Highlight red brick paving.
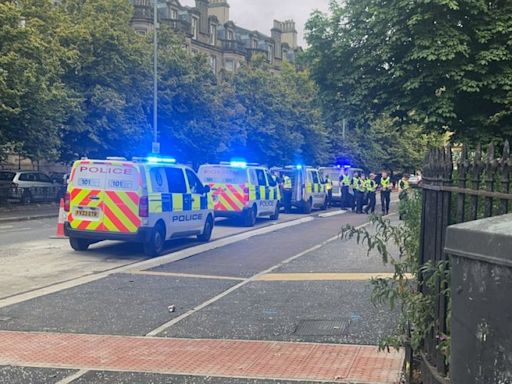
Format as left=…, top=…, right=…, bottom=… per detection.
left=0, top=331, right=403, bottom=383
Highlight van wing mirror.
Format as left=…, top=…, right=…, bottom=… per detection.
left=202, top=185, right=211, bottom=194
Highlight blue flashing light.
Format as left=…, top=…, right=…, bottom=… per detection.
left=230, top=161, right=247, bottom=168
left=147, top=156, right=177, bottom=164
left=296, top=164, right=303, bottom=170
left=230, top=157, right=247, bottom=168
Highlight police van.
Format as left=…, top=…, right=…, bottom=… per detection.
left=276, top=166, right=327, bottom=213
left=64, top=157, right=214, bottom=257
left=319, top=166, right=363, bottom=206
left=197, top=161, right=280, bottom=227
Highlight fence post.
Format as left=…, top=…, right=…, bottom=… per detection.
left=456, top=145, right=468, bottom=223
left=499, top=141, right=510, bottom=215
left=470, top=145, right=483, bottom=220
left=484, top=144, right=497, bottom=218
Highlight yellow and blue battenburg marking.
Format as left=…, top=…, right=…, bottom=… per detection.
left=149, top=193, right=210, bottom=213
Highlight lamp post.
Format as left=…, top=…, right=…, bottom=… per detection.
left=152, top=0, right=160, bottom=154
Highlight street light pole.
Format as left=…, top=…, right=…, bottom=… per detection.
left=152, top=0, right=160, bottom=154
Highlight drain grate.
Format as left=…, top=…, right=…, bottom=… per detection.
left=293, top=319, right=350, bottom=336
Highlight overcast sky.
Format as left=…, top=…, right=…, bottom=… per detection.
left=181, top=0, right=331, bottom=46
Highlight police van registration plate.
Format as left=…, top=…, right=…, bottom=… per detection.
left=74, top=206, right=100, bottom=220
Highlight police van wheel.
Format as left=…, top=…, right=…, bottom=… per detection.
left=302, top=199, right=312, bottom=214
left=197, top=216, right=213, bottom=242
left=144, top=223, right=165, bottom=257
left=270, top=203, right=280, bottom=220
left=69, top=237, right=90, bottom=252
left=244, top=206, right=257, bottom=227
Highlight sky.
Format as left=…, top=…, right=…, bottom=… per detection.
left=181, top=0, right=331, bottom=46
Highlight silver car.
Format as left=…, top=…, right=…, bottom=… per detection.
left=0, top=171, right=62, bottom=204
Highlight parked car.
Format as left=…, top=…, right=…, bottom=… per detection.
left=0, top=170, right=62, bottom=204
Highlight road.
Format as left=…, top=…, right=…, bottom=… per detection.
left=0, top=207, right=404, bottom=383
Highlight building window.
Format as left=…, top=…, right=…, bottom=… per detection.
left=135, top=29, right=147, bottom=35
left=225, top=59, right=235, bottom=72
left=192, top=16, right=198, bottom=39
left=170, top=8, right=178, bottom=19
left=209, top=55, right=217, bottom=73
left=209, top=23, right=217, bottom=45
left=227, top=29, right=234, bottom=40
left=268, top=44, right=274, bottom=64
left=252, top=39, right=258, bottom=49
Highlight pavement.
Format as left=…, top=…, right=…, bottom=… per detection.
left=0, top=206, right=405, bottom=383
left=0, top=202, right=59, bottom=223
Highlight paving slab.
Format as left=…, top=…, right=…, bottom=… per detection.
left=0, top=274, right=237, bottom=336
left=0, top=365, right=75, bottom=384
left=73, top=371, right=317, bottom=383
left=0, top=331, right=403, bottom=384
left=161, top=281, right=397, bottom=346
left=149, top=214, right=369, bottom=278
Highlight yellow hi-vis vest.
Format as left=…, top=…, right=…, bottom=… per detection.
left=283, top=175, right=292, bottom=189
left=341, top=175, right=351, bottom=186
left=325, top=177, right=333, bottom=191
left=365, top=179, right=377, bottom=192
left=353, top=177, right=365, bottom=192
left=399, top=179, right=410, bottom=191
left=381, top=177, right=392, bottom=191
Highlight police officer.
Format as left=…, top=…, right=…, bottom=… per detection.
left=380, top=171, right=392, bottom=215
left=352, top=172, right=364, bottom=213
left=324, top=174, right=333, bottom=207
left=340, top=169, right=351, bottom=209
left=364, top=173, right=377, bottom=214
left=398, top=174, right=411, bottom=219
left=282, top=173, right=292, bottom=213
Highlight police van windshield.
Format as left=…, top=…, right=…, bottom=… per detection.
left=71, top=163, right=138, bottom=191
left=322, top=170, right=342, bottom=180
left=198, top=166, right=248, bottom=185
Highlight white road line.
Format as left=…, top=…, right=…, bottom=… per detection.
left=318, top=210, right=348, bottom=218
left=0, top=225, right=14, bottom=230
left=0, top=227, right=32, bottom=233
left=54, top=369, right=89, bottom=384
left=145, top=220, right=373, bottom=337
left=0, top=216, right=314, bottom=309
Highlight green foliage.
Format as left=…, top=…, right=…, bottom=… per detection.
left=341, top=192, right=451, bottom=357
left=1, top=0, right=329, bottom=165
left=305, top=0, right=512, bottom=143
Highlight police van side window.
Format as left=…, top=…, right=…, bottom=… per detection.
left=266, top=171, right=277, bottom=187
left=311, top=171, right=320, bottom=184
left=255, top=169, right=267, bottom=186
left=186, top=169, right=204, bottom=194
left=166, top=168, right=188, bottom=194
left=150, top=168, right=169, bottom=193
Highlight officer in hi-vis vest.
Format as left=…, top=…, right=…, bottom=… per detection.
left=324, top=174, right=333, bottom=207
left=364, top=173, right=378, bottom=214
left=340, top=168, right=352, bottom=209
left=282, top=174, right=292, bottom=213
left=380, top=171, right=392, bottom=215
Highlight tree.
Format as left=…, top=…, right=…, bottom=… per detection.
left=226, top=56, right=328, bottom=166
left=305, top=0, right=512, bottom=142
left=0, top=0, right=74, bottom=160
left=57, top=0, right=152, bottom=161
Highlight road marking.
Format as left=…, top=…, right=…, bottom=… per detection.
left=0, top=227, right=32, bottom=233
left=55, top=369, right=89, bottom=384
left=0, top=225, right=14, bottom=230
left=318, top=210, right=347, bottom=218
left=126, top=271, right=243, bottom=281
left=0, top=216, right=314, bottom=309
left=255, top=272, right=415, bottom=281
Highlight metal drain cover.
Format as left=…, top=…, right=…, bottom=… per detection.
left=294, top=319, right=350, bottom=336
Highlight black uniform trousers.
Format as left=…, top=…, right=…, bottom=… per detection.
left=341, top=185, right=350, bottom=209
left=381, top=190, right=391, bottom=214
left=365, top=191, right=376, bottom=214
left=355, top=190, right=364, bottom=213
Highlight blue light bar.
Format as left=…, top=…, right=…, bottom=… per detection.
left=296, top=164, right=303, bottom=170
left=230, top=161, right=247, bottom=168
left=147, top=156, right=177, bottom=164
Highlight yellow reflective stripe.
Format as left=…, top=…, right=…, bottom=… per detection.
left=306, top=183, right=312, bottom=193
left=192, top=194, right=201, bottom=210
left=259, top=186, right=266, bottom=199
left=208, top=194, right=214, bottom=209
left=149, top=193, right=162, bottom=213
left=172, top=194, right=183, bottom=211
left=117, top=191, right=138, bottom=213
left=102, top=193, right=137, bottom=232
left=249, top=185, right=256, bottom=200
left=102, top=212, right=119, bottom=232
left=224, top=187, right=245, bottom=209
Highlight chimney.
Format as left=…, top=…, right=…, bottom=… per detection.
left=208, top=0, right=230, bottom=25
left=271, top=20, right=283, bottom=60
left=279, top=19, right=298, bottom=49
left=195, top=0, right=209, bottom=34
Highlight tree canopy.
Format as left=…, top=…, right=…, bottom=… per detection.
left=305, top=0, right=512, bottom=143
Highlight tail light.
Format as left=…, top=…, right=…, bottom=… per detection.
left=139, top=196, right=149, bottom=217
left=64, top=192, right=71, bottom=212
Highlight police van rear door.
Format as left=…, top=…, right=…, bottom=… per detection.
left=68, top=160, right=141, bottom=234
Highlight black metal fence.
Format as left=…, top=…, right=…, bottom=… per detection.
left=418, top=141, right=512, bottom=383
